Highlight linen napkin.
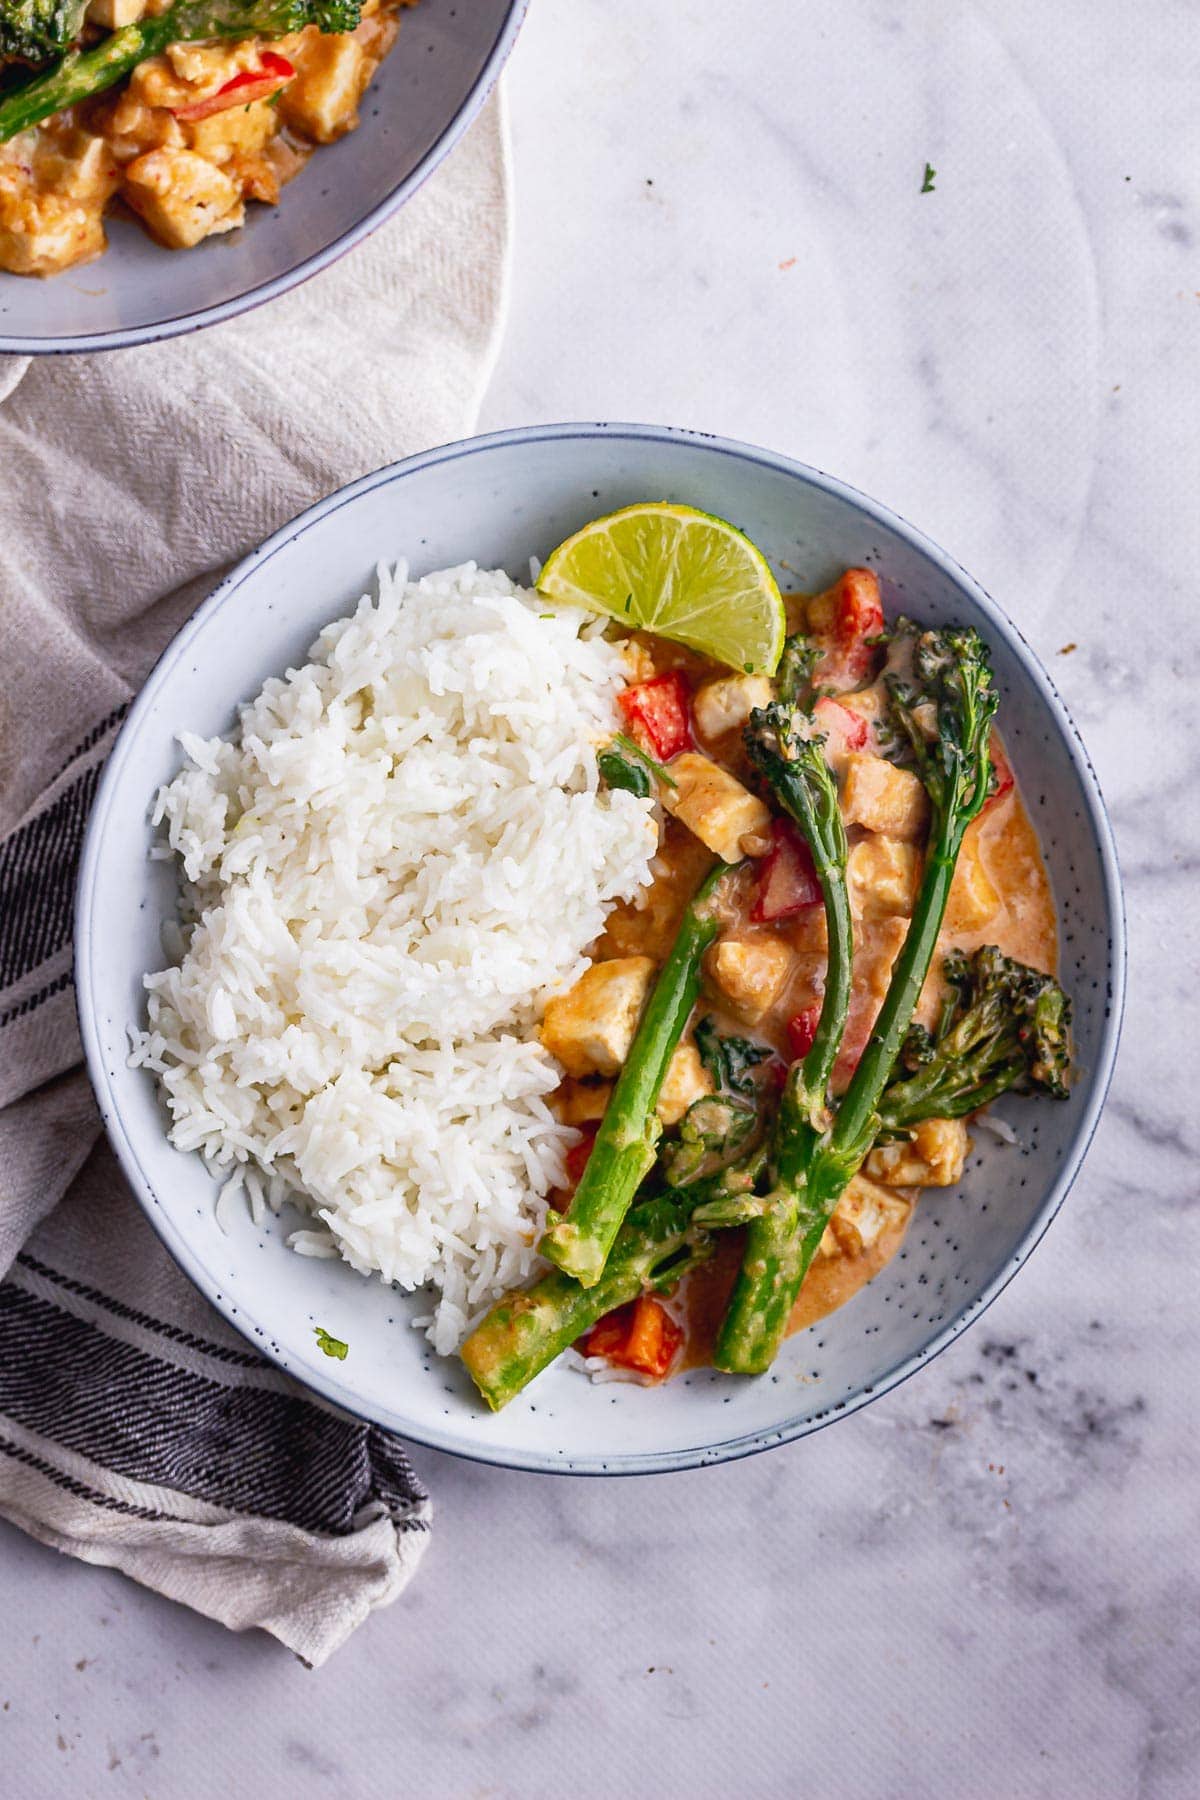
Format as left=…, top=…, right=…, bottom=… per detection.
left=0, top=90, right=511, bottom=1667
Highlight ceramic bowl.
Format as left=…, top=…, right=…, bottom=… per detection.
left=0, top=0, right=524, bottom=353
left=75, top=423, right=1125, bottom=1474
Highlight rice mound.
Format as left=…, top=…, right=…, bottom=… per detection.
left=131, top=562, right=658, bottom=1353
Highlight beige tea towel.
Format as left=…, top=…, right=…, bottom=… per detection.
left=0, top=91, right=510, bottom=1668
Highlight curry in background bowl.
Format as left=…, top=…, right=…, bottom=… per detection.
left=0, top=0, right=416, bottom=275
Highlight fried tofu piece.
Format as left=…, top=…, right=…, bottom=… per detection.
left=692, top=673, right=773, bottom=743
left=662, top=753, right=771, bottom=863
left=708, top=934, right=793, bottom=1025
left=0, top=187, right=107, bottom=275
left=655, top=1042, right=713, bottom=1127
left=279, top=32, right=371, bottom=143
left=540, top=956, right=656, bottom=1078
left=841, top=753, right=929, bottom=840
left=943, top=819, right=1001, bottom=932
left=816, top=1174, right=912, bottom=1258
left=553, top=1079, right=612, bottom=1126
left=847, top=835, right=922, bottom=921
left=865, top=1117, right=970, bottom=1188
left=185, top=98, right=280, bottom=165
left=86, top=0, right=150, bottom=24
left=121, top=147, right=243, bottom=248
left=0, top=133, right=118, bottom=276
left=865, top=916, right=909, bottom=998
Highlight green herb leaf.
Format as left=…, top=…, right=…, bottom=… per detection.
left=921, top=162, right=936, bottom=193
left=597, top=746, right=652, bottom=797
left=694, top=1015, right=773, bottom=1097
left=611, top=730, right=678, bottom=789
left=314, top=1326, right=349, bottom=1360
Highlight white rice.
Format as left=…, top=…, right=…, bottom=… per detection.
left=130, top=561, right=658, bottom=1353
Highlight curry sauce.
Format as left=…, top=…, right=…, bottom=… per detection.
left=550, top=592, right=1058, bottom=1374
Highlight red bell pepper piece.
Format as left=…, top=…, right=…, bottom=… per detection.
left=616, top=670, right=692, bottom=761
left=813, top=694, right=869, bottom=761
left=832, top=991, right=876, bottom=1091
left=984, top=733, right=1015, bottom=811
left=786, top=1005, right=821, bottom=1061
left=583, top=1296, right=682, bottom=1378
left=812, top=568, right=885, bottom=691
left=563, top=1124, right=598, bottom=1189
left=751, top=819, right=822, bottom=922
left=173, top=53, right=295, bottom=122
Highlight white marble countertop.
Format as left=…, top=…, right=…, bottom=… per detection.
left=4, top=1, right=1197, bottom=1794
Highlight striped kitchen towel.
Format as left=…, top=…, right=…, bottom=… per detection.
left=0, top=91, right=513, bottom=1665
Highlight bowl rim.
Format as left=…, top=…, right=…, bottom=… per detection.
left=75, top=420, right=1127, bottom=1475
left=0, top=0, right=527, bottom=357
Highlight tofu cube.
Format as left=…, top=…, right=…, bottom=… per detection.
left=539, top=956, right=656, bottom=1078
left=35, top=133, right=119, bottom=203
left=279, top=33, right=371, bottom=143
left=554, top=1079, right=612, bottom=1126
left=663, top=753, right=771, bottom=863
left=865, top=916, right=910, bottom=999
left=655, top=1042, right=714, bottom=1126
left=847, top=835, right=922, bottom=920
left=121, top=148, right=242, bottom=248
left=865, top=1118, right=970, bottom=1188
left=0, top=188, right=107, bottom=276
left=841, top=753, right=929, bottom=840
left=707, top=934, right=793, bottom=1024
left=692, top=673, right=773, bottom=742
left=186, top=97, right=279, bottom=164
left=86, top=0, right=149, bottom=25
left=943, top=820, right=1001, bottom=932
left=817, top=1173, right=913, bottom=1257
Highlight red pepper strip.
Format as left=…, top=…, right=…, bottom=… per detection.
left=812, top=568, right=885, bottom=691
left=984, top=733, right=1015, bottom=812
left=751, top=818, right=822, bottom=922
left=563, top=1123, right=598, bottom=1188
left=616, top=670, right=692, bottom=762
left=583, top=1296, right=682, bottom=1378
left=786, top=1005, right=821, bottom=1062
left=173, top=54, right=295, bottom=122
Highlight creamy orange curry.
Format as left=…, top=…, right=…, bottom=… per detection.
left=0, top=0, right=408, bottom=275
left=540, top=577, right=1057, bottom=1379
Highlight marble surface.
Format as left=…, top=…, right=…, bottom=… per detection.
left=4, top=1, right=1198, bottom=1794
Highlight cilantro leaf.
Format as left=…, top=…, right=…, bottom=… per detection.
left=597, top=731, right=678, bottom=794
left=314, top=1326, right=349, bottom=1360
left=597, top=746, right=652, bottom=797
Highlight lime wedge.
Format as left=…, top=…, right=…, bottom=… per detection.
left=537, top=502, right=785, bottom=675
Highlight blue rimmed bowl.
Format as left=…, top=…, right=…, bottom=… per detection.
left=0, top=0, right=524, bottom=354
left=75, top=423, right=1125, bottom=1473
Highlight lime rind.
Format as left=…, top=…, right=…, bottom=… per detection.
left=537, top=502, right=785, bottom=676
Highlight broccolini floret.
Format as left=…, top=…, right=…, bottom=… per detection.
left=878, top=945, right=1072, bottom=1135
left=0, top=0, right=88, bottom=71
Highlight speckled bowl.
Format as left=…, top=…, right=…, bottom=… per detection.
left=75, top=423, right=1125, bottom=1474
left=0, top=0, right=524, bottom=353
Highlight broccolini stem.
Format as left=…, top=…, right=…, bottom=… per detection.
left=462, top=1144, right=769, bottom=1411
left=539, top=861, right=731, bottom=1288
left=716, top=625, right=998, bottom=1374
left=0, top=22, right=149, bottom=136
left=0, top=0, right=358, bottom=141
